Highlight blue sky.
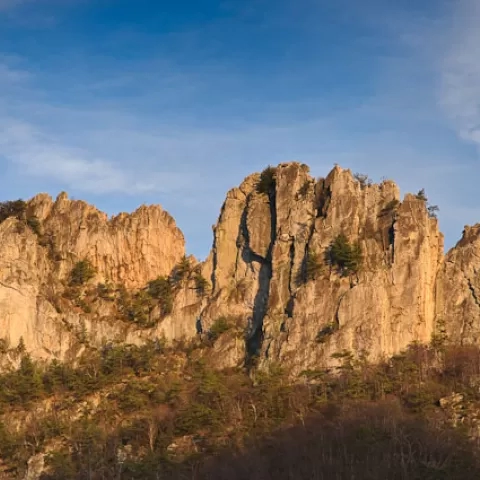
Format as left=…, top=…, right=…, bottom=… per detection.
left=0, top=0, right=479, bottom=259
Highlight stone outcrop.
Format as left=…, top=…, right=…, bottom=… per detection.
left=200, top=163, right=444, bottom=374
left=0, top=193, right=188, bottom=364
left=435, top=225, right=480, bottom=345
left=29, top=192, right=185, bottom=288
left=3, top=162, right=480, bottom=374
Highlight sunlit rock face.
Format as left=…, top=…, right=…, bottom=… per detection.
left=202, top=163, right=443, bottom=374
left=5, top=162, right=480, bottom=376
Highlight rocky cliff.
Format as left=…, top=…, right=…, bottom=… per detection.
left=0, top=162, right=478, bottom=374
left=0, top=193, right=187, bottom=364
left=200, top=163, right=443, bottom=374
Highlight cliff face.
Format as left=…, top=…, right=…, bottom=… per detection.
left=0, top=193, right=187, bottom=364
left=435, top=225, right=480, bottom=345
left=0, top=162, right=479, bottom=374
left=29, top=192, right=185, bottom=289
left=200, top=163, right=444, bottom=374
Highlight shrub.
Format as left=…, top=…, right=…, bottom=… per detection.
left=16, top=337, right=26, bottom=354
left=353, top=173, right=372, bottom=188
left=427, top=204, right=439, bottom=218
left=326, top=234, right=362, bottom=276
left=26, top=215, right=41, bottom=235
left=147, top=277, right=173, bottom=316
left=209, top=317, right=232, bottom=341
left=69, top=260, right=96, bottom=286
left=175, top=402, right=220, bottom=435
left=0, top=338, right=9, bottom=354
left=414, top=189, right=439, bottom=218
left=96, top=283, right=115, bottom=301
left=172, top=256, right=192, bottom=284
left=38, top=233, right=62, bottom=262
left=0, top=199, right=26, bottom=224
left=305, top=250, right=322, bottom=282
left=194, top=273, right=209, bottom=295
left=382, top=199, right=400, bottom=213
left=257, top=166, right=277, bottom=194
left=119, top=289, right=155, bottom=327
left=76, top=299, right=91, bottom=314
left=416, top=188, right=427, bottom=201
left=147, top=276, right=171, bottom=299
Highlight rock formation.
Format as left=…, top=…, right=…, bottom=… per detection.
left=0, top=193, right=187, bottom=364
left=200, top=163, right=443, bottom=374
left=436, top=225, right=480, bottom=345
left=1, top=162, right=480, bottom=374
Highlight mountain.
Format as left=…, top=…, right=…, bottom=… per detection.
left=0, top=162, right=473, bottom=372
left=3, top=162, right=480, bottom=478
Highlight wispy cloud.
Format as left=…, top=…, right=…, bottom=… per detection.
left=0, top=62, right=29, bottom=85
left=439, top=0, right=480, bottom=148
left=0, top=117, right=192, bottom=195
left=1, top=0, right=480, bottom=258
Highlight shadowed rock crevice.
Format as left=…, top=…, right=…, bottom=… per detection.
left=240, top=183, right=278, bottom=367
left=467, top=277, right=480, bottom=309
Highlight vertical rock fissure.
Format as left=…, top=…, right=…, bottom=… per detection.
left=334, top=291, right=347, bottom=331
left=245, top=187, right=277, bottom=367
left=467, top=277, right=480, bottom=309
left=211, top=236, right=219, bottom=293
left=389, top=215, right=396, bottom=264
left=314, top=179, right=331, bottom=218
left=285, top=241, right=296, bottom=318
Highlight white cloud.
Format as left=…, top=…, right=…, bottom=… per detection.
left=439, top=0, right=480, bottom=148
left=0, top=119, right=192, bottom=195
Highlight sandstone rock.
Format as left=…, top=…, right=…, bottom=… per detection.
left=3, top=162, right=480, bottom=376
left=435, top=225, right=480, bottom=345
left=200, top=163, right=443, bottom=374
left=0, top=193, right=188, bottom=365
left=30, top=192, right=185, bottom=288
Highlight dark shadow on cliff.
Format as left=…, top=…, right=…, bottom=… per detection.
left=238, top=188, right=277, bottom=369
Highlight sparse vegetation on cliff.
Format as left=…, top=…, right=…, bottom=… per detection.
left=0, top=162, right=470, bottom=479
left=415, top=189, right=440, bottom=218
left=147, top=276, right=174, bottom=315
left=316, top=322, right=338, bottom=343
left=428, top=204, right=440, bottom=218
left=297, top=179, right=311, bottom=199
left=171, top=255, right=192, bottom=284
left=303, top=249, right=323, bottom=282
left=0, top=199, right=43, bottom=236
left=382, top=198, right=400, bottom=213
left=116, top=277, right=175, bottom=327
left=194, top=272, right=209, bottom=295
left=118, top=288, right=156, bottom=326
left=256, top=166, right=277, bottom=194
left=326, top=234, right=362, bottom=276
left=69, top=259, right=96, bottom=286
left=416, top=188, right=428, bottom=201
left=209, top=316, right=232, bottom=341
left=353, top=172, right=372, bottom=188
left=0, top=199, right=27, bottom=223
